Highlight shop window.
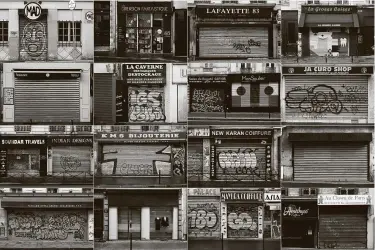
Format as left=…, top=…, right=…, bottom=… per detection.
left=14, top=125, right=31, bottom=133
left=249, top=0, right=267, bottom=3
left=264, top=207, right=281, bottom=239
left=302, top=188, right=316, bottom=196
left=336, top=0, right=349, bottom=4
left=49, top=125, right=66, bottom=133
left=47, top=188, right=58, bottom=193
left=223, top=0, right=238, bottom=3
left=306, top=0, right=320, bottom=4
left=150, top=207, right=173, bottom=239
left=10, top=188, right=22, bottom=193
left=58, top=21, right=81, bottom=45
left=74, top=125, right=92, bottom=133
left=0, top=21, right=8, bottom=45
left=94, top=1, right=110, bottom=46
left=287, top=22, right=296, bottom=44
left=338, top=188, right=357, bottom=195
left=7, top=149, right=40, bottom=175
left=281, top=189, right=287, bottom=196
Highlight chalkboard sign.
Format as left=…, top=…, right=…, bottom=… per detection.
left=190, top=87, right=225, bottom=112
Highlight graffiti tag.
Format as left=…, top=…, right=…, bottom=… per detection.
left=232, top=39, right=261, bottom=54
left=60, top=156, right=81, bottom=171
left=227, top=205, right=258, bottom=238
left=191, top=89, right=224, bottom=112
left=218, top=149, right=257, bottom=169
left=188, top=203, right=220, bottom=237
left=128, top=89, right=166, bottom=122
left=172, top=147, right=185, bottom=176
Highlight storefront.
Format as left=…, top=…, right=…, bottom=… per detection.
left=282, top=200, right=318, bottom=248
left=0, top=135, right=93, bottom=179
left=2, top=63, right=91, bottom=124
left=357, top=6, right=374, bottom=56
left=188, top=128, right=278, bottom=186
left=317, top=194, right=372, bottom=249
left=0, top=195, right=93, bottom=241
left=117, top=2, right=173, bottom=57
left=95, top=131, right=186, bottom=186
left=189, top=73, right=280, bottom=117
left=96, top=189, right=184, bottom=241
left=189, top=5, right=279, bottom=59
left=263, top=191, right=281, bottom=240
left=283, top=66, right=374, bottom=123
left=298, top=5, right=361, bottom=57
left=0, top=0, right=94, bottom=61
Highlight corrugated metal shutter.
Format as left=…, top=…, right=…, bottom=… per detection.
left=319, top=206, right=367, bottom=248
left=19, top=16, right=48, bottom=61
left=118, top=207, right=141, bottom=240
left=94, top=73, right=114, bottom=124
left=128, top=86, right=166, bottom=123
left=294, top=143, right=368, bottom=182
left=227, top=203, right=260, bottom=238
left=102, top=144, right=173, bottom=176
left=188, top=139, right=203, bottom=180
left=285, top=76, right=368, bottom=122
left=215, top=142, right=267, bottom=181
left=14, top=78, right=80, bottom=123
left=188, top=197, right=221, bottom=238
left=198, top=27, right=269, bottom=58
left=52, top=146, right=91, bottom=175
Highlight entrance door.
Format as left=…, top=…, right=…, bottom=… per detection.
left=129, top=208, right=141, bottom=240
left=302, top=221, right=316, bottom=248
left=118, top=207, right=141, bottom=240
left=282, top=220, right=315, bottom=248
left=94, top=199, right=104, bottom=240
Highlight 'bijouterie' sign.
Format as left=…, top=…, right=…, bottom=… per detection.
left=283, top=66, right=373, bottom=75
left=123, top=64, right=166, bottom=85
left=96, top=132, right=186, bottom=140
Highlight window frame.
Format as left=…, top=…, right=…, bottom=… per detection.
left=58, top=21, right=82, bottom=46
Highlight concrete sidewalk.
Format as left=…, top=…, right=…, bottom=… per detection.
left=0, top=240, right=93, bottom=249
left=283, top=248, right=374, bottom=250
left=95, top=240, right=187, bottom=250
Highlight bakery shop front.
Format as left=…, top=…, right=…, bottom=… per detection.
left=189, top=5, right=279, bottom=59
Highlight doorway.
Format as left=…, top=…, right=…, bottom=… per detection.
left=282, top=220, right=316, bottom=248
left=94, top=199, right=104, bottom=240
left=118, top=207, right=141, bottom=240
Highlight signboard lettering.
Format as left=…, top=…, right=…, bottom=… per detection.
left=123, top=64, right=166, bottom=85
left=318, top=195, right=372, bottom=205
left=188, top=76, right=227, bottom=84
left=210, top=129, right=273, bottom=138
left=264, top=193, right=281, bottom=202
left=49, top=137, right=93, bottom=145
left=96, top=132, right=186, bottom=140
left=188, top=188, right=220, bottom=196
left=118, top=2, right=172, bottom=13
left=221, top=192, right=263, bottom=201
left=24, top=2, right=42, bottom=20
left=196, top=7, right=272, bottom=19
left=1, top=139, right=45, bottom=145
left=302, top=6, right=356, bottom=13
left=283, top=66, right=373, bottom=75
left=283, top=206, right=309, bottom=217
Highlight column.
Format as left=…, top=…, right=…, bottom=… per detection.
left=141, top=207, right=150, bottom=240
left=0, top=208, right=7, bottom=238
left=47, top=9, right=58, bottom=60
left=108, top=207, right=118, bottom=240
left=88, top=209, right=94, bottom=241
left=47, top=147, right=52, bottom=175
left=172, top=207, right=178, bottom=240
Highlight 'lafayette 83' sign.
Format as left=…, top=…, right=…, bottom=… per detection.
left=196, top=6, right=273, bottom=19
left=283, top=66, right=373, bottom=75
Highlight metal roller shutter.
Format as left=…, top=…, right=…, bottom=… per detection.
left=52, top=146, right=91, bottom=175
left=188, top=197, right=221, bottom=238
left=319, top=206, right=367, bottom=248
left=14, top=77, right=80, bottom=123
left=285, top=76, right=368, bottom=121
left=188, top=139, right=203, bottom=180
left=94, top=73, right=114, bottom=124
left=294, top=143, right=368, bottom=182
left=198, top=27, right=269, bottom=58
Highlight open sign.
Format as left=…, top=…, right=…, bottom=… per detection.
left=24, top=2, right=42, bottom=20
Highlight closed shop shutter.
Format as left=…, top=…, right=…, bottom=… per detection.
left=118, top=207, right=141, bottom=240
left=150, top=207, right=173, bottom=239
left=52, top=146, right=91, bottom=175
left=14, top=77, right=80, bottom=123
left=227, top=203, right=260, bottom=238
left=188, top=139, right=203, bottom=180
left=128, top=86, right=166, bottom=123
left=198, top=27, right=269, bottom=58
left=94, top=73, right=114, bottom=124
left=188, top=197, right=221, bottom=238
left=285, top=76, right=368, bottom=122
left=19, top=15, right=48, bottom=61
left=319, top=206, right=367, bottom=248
left=102, top=144, right=176, bottom=176
left=294, top=143, right=368, bottom=182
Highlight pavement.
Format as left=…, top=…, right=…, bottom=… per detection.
left=0, top=241, right=93, bottom=249
left=95, top=240, right=187, bottom=250
left=283, top=249, right=374, bottom=250
left=189, top=239, right=280, bottom=250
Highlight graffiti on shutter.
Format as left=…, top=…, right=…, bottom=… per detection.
left=227, top=204, right=259, bottom=238
left=188, top=200, right=220, bottom=238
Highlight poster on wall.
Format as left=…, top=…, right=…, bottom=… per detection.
left=0, top=150, right=6, bottom=177
left=123, top=64, right=166, bottom=85
left=3, top=88, right=14, bottom=105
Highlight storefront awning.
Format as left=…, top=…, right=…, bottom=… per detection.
left=299, top=13, right=359, bottom=28
left=1, top=196, right=93, bottom=208
left=288, top=133, right=372, bottom=142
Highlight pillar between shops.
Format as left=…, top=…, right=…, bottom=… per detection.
left=141, top=207, right=150, bottom=240
left=8, top=9, right=19, bottom=61
left=88, top=210, right=94, bottom=241
left=0, top=208, right=7, bottom=238
left=108, top=207, right=118, bottom=240
left=47, top=147, right=52, bottom=175
left=172, top=207, right=178, bottom=240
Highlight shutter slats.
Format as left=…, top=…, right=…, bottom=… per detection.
left=285, top=76, right=368, bottom=122
left=199, top=27, right=268, bottom=58
left=294, top=144, right=368, bottom=181
left=52, top=146, right=91, bottom=175
left=14, top=79, right=80, bottom=123
left=94, top=73, right=114, bottom=124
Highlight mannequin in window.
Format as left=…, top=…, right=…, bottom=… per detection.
left=161, top=217, right=169, bottom=227
left=155, top=217, right=161, bottom=231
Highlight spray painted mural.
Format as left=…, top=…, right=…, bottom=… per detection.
left=128, top=87, right=166, bottom=122
left=190, top=88, right=225, bottom=113
left=8, top=211, right=87, bottom=241
left=188, top=201, right=220, bottom=238
left=101, top=144, right=185, bottom=176
left=227, top=204, right=259, bottom=238
left=20, top=18, right=48, bottom=61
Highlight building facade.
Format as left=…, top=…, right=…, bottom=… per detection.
left=94, top=188, right=187, bottom=242
left=282, top=188, right=374, bottom=249
left=0, top=187, right=94, bottom=249
left=0, top=0, right=94, bottom=62
left=93, top=63, right=187, bottom=125
left=94, top=0, right=187, bottom=62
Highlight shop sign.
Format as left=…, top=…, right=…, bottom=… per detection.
left=318, top=195, right=372, bottom=206
left=282, top=66, right=373, bottom=75
left=228, top=73, right=280, bottom=83
left=210, top=144, right=216, bottom=179
left=2, top=202, right=92, bottom=208
left=210, top=129, right=273, bottom=139
left=301, top=6, right=356, bottom=14
left=24, top=2, right=42, bottom=20
left=3, top=88, right=14, bottom=105
left=118, top=2, right=172, bottom=13
left=48, top=137, right=93, bottom=146
left=282, top=203, right=317, bottom=218
left=0, top=138, right=45, bottom=145
left=264, top=192, right=281, bottom=202
left=221, top=191, right=263, bottom=201
left=188, top=128, right=210, bottom=137
left=188, top=76, right=227, bottom=84
left=96, top=132, right=186, bottom=140
left=196, top=6, right=273, bottom=19
left=123, top=64, right=166, bottom=85
left=188, top=188, right=220, bottom=196
left=0, top=150, right=6, bottom=177
left=14, top=72, right=81, bottom=80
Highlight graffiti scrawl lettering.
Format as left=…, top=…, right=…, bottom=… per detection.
left=172, top=147, right=185, bottom=176
left=218, top=149, right=257, bottom=169
left=191, top=89, right=224, bottom=112
left=188, top=203, right=220, bottom=238
left=232, top=39, right=262, bottom=54
left=128, top=88, right=166, bottom=122
left=60, top=156, right=81, bottom=171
